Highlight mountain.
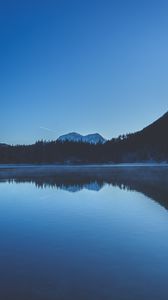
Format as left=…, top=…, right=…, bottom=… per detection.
left=130, top=111, right=168, bottom=149
left=0, top=111, right=167, bottom=164
left=57, top=132, right=106, bottom=144
left=0, top=143, right=8, bottom=148
left=107, top=111, right=168, bottom=162
left=140, top=111, right=168, bottom=139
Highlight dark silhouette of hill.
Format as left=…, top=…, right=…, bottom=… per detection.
left=132, top=111, right=168, bottom=148
left=141, top=111, right=168, bottom=136
left=0, top=111, right=167, bottom=163
left=105, top=111, right=168, bottom=162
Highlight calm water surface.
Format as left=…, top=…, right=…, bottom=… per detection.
left=0, top=166, right=168, bottom=300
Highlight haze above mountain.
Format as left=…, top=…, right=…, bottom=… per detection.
left=57, top=132, right=106, bottom=144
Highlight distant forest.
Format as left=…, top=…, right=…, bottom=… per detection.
left=0, top=132, right=167, bottom=164
left=1, top=112, right=168, bottom=164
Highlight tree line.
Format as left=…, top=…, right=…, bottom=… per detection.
left=0, top=129, right=167, bottom=164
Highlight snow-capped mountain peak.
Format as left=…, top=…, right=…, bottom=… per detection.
left=57, top=132, right=106, bottom=144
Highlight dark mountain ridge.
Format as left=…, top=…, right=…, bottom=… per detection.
left=120, top=111, right=168, bottom=161
left=0, top=111, right=167, bottom=163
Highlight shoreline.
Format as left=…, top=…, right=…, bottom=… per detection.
left=0, top=162, right=168, bottom=169
left=0, top=163, right=168, bottom=180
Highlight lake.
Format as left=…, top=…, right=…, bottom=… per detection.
left=0, top=165, right=168, bottom=300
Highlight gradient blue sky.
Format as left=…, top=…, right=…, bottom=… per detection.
left=1, top=0, right=168, bottom=144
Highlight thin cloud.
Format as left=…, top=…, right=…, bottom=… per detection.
left=39, top=126, right=56, bottom=133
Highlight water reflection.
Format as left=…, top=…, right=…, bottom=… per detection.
left=0, top=166, right=168, bottom=300
left=1, top=165, right=168, bottom=209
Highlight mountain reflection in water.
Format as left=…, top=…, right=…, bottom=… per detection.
left=0, top=165, right=168, bottom=209
left=1, top=165, right=168, bottom=300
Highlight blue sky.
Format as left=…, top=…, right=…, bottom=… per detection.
left=0, top=0, right=168, bottom=144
